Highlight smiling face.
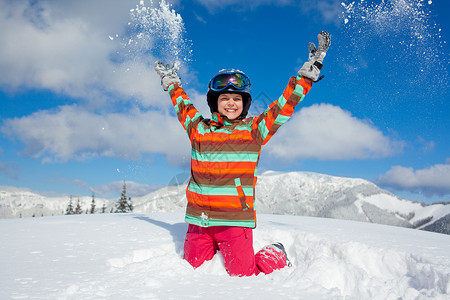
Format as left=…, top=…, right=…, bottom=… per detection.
left=217, top=93, right=243, bottom=120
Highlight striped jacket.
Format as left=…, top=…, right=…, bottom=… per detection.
left=168, top=75, right=312, bottom=228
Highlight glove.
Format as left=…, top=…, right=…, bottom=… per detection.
left=298, top=31, right=331, bottom=82
left=154, top=61, right=181, bottom=91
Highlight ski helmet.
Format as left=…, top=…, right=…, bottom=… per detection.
left=207, top=69, right=252, bottom=119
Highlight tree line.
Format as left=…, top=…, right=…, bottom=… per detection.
left=65, top=181, right=133, bottom=215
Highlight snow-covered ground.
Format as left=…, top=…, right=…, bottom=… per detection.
left=1, top=212, right=449, bottom=299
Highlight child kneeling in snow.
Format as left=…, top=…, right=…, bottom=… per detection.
left=154, top=31, right=330, bottom=276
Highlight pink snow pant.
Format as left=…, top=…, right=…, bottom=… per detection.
left=183, top=224, right=288, bottom=276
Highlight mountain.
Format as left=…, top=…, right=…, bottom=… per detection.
left=253, top=171, right=450, bottom=233
left=0, top=188, right=110, bottom=218
left=1, top=213, right=449, bottom=299
left=130, top=171, right=450, bottom=234
left=1, top=171, right=449, bottom=234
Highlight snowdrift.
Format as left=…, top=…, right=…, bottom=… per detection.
left=1, top=213, right=449, bottom=299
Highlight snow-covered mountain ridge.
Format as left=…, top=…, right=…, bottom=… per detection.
left=131, top=171, right=450, bottom=234
left=1, top=171, right=449, bottom=234
left=0, top=189, right=110, bottom=218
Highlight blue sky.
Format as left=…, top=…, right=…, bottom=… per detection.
left=0, top=0, right=449, bottom=203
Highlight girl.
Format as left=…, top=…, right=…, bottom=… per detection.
left=155, top=31, right=330, bottom=276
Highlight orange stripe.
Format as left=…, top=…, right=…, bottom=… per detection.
left=195, top=131, right=254, bottom=142
left=186, top=191, right=254, bottom=210
left=192, top=161, right=257, bottom=172
left=283, top=77, right=296, bottom=99
left=281, top=105, right=294, bottom=116
left=298, top=76, right=312, bottom=94
left=192, top=168, right=255, bottom=176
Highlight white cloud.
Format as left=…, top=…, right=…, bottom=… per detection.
left=1, top=105, right=190, bottom=164
left=0, top=0, right=174, bottom=108
left=195, top=0, right=284, bottom=11
left=416, top=136, right=436, bottom=154
left=377, top=161, right=450, bottom=196
left=266, top=103, right=404, bottom=160
left=195, top=0, right=343, bottom=24
left=0, top=146, right=19, bottom=179
left=0, top=186, right=32, bottom=193
left=299, top=0, right=344, bottom=25
left=0, top=161, right=19, bottom=180
left=0, top=0, right=197, bottom=166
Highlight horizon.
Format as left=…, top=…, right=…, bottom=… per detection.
left=0, top=0, right=449, bottom=204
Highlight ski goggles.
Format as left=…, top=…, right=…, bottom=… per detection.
left=209, top=72, right=251, bottom=92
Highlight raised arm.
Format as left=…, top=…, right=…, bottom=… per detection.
left=154, top=61, right=203, bottom=141
left=252, top=76, right=312, bottom=145
left=252, top=31, right=331, bottom=145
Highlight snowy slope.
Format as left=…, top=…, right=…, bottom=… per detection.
left=1, top=171, right=449, bottom=234
left=253, top=171, right=450, bottom=231
left=0, top=189, right=110, bottom=218
left=1, top=213, right=449, bottom=299
left=130, top=171, right=450, bottom=233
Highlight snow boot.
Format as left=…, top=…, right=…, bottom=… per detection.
left=271, top=242, right=292, bottom=267
left=255, top=242, right=292, bottom=274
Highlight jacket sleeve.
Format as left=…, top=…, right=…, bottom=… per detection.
left=252, top=76, right=312, bottom=145
left=168, top=83, right=204, bottom=142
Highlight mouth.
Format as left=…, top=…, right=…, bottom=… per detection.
left=225, top=108, right=237, bottom=113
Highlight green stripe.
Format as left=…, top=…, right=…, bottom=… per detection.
left=197, top=122, right=209, bottom=135
left=213, top=127, right=243, bottom=134
left=172, top=95, right=202, bottom=132
left=188, top=182, right=254, bottom=196
left=191, top=149, right=259, bottom=162
left=257, top=118, right=269, bottom=140
left=184, top=111, right=202, bottom=130
left=293, top=82, right=306, bottom=102
left=234, top=177, right=241, bottom=187
left=274, top=113, right=290, bottom=125
left=185, top=215, right=255, bottom=228
left=196, top=122, right=252, bottom=135
left=233, top=124, right=253, bottom=131
left=294, top=83, right=304, bottom=95
left=174, top=96, right=191, bottom=108
left=277, top=94, right=287, bottom=109
left=213, top=124, right=252, bottom=132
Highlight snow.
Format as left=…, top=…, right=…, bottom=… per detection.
left=1, top=212, right=449, bottom=299
left=339, top=0, right=447, bottom=91
left=125, top=0, right=192, bottom=63
left=361, top=193, right=424, bottom=214
left=2, top=170, right=449, bottom=234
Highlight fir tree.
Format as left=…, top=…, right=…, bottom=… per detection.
left=75, top=198, right=83, bottom=214
left=115, top=181, right=132, bottom=213
left=90, top=193, right=96, bottom=214
left=102, top=203, right=106, bottom=213
left=127, top=196, right=133, bottom=212
left=66, top=196, right=75, bottom=215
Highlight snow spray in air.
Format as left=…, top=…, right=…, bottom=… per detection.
left=122, top=0, right=192, bottom=64
left=338, top=0, right=447, bottom=95
left=107, top=0, right=192, bottom=185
